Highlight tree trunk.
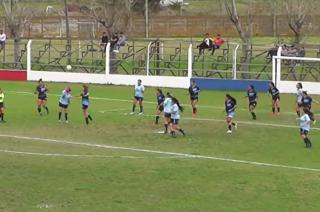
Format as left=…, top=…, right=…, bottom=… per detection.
left=14, top=37, right=21, bottom=69
left=241, top=39, right=251, bottom=79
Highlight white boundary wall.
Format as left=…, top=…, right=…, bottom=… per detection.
left=272, top=47, right=320, bottom=94
left=27, top=40, right=193, bottom=89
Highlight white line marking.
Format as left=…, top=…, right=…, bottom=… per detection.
left=0, top=134, right=319, bottom=172
left=8, top=90, right=319, bottom=115
left=0, top=149, right=184, bottom=159
left=99, top=109, right=129, bottom=113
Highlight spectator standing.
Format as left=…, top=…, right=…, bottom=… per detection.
left=100, top=32, right=109, bottom=52
left=0, top=30, right=6, bottom=52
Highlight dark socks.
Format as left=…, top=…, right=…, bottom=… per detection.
left=178, top=129, right=185, bottom=136
left=44, top=106, right=49, bottom=114
left=231, top=122, right=236, bottom=126
left=58, top=112, right=62, bottom=120
left=155, top=115, right=160, bottom=124
left=251, top=112, right=256, bottom=120
left=228, top=125, right=232, bottom=130
left=192, top=107, right=197, bottom=114
left=170, top=131, right=176, bottom=137
left=297, top=111, right=301, bottom=117
left=0, top=113, right=4, bottom=121
left=132, top=105, right=136, bottom=112
left=272, top=107, right=275, bottom=113
left=37, top=107, right=41, bottom=114
left=85, top=117, right=89, bottom=125
left=304, top=138, right=312, bottom=148
left=88, top=114, right=92, bottom=121
left=164, top=124, right=168, bottom=133
left=65, top=113, right=68, bottom=121
left=277, top=107, right=280, bottom=113
left=140, top=106, right=143, bottom=113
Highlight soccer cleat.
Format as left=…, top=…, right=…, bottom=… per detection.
left=65, top=120, right=69, bottom=124
left=129, top=112, right=135, bottom=115
left=138, top=112, right=143, bottom=115
left=227, top=130, right=232, bottom=134
left=58, top=120, right=62, bottom=123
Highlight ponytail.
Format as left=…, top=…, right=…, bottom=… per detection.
left=172, top=97, right=183, bottom=112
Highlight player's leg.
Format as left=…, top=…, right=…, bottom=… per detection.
left=42, top=99, right=49, bottom=114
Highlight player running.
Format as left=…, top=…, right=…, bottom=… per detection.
left=155, top=88, right=165, bottom=125
left=170, top=97, right=185, bottom=137
left=0, top=88, right=5, bottom=122
left=188, top=80, right=200, bottom=116
left=163, top=92, right=173, bottom=134
left=296, top=82, right=303, bottom=117
left=299, top=107, right=313, bottom=148
left=80, top=85, right=93, bottom=125
left=268, top=82, right=280, bottom=115
left=34, top=78, right=49, bottom=116
left=225, top=94, right=237, bottom=134
left=246, top=84, right=257, bottom=120
left=58, top=87, right=72, bottom=123
left=130, top=79, right=145, bottom=115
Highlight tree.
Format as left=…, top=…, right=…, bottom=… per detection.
left=1, top=0, right=35, bottom=68
left=224, top=0, right=253, bottom=78
left=284, top=0, right=312, bottom=44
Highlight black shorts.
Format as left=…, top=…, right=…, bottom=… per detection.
left=249, top=101, right=257, bottom=108
left=0, top=102, right=4, bottom=108
left=300, top=128, right=309, bottom=136
left=272, top=95, right=280, bottom=101
left=82, top=104, right=89, bottom=110
left=190, top=97, right=198, bottom=101
left=171, top=119, right=179, bottom=125
left=134, top=96, right=143, bottom=102
left=164, top=112, right=171, bottom=118
left=158, top=105, right=164, bottom=112
left=38, top=96, right=47, bottom=101
left=59, top=102, right=68, bottom=109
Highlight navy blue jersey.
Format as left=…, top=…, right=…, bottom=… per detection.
left=36, top=84, right=47, bottom=99
left=157, top=93, right=165, bottom=105
left=247, top=90, right=257, bottom=103
left=81, top=91, right=89, bottom=106
left=301, top=96, right=312, bottom=108
left=268, top=87, right=280, bottom=98
left=225, top=99, right=237, bottom=113
left=189, top=85, right=200, bottom=99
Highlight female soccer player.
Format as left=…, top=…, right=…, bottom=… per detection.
left=188, top=80, right=200, bottom=116
left=163, top=92, right=173, bottom=134
left=80, top=85, right=93, bottom=125
left=246, top=84, right=257, bottom=120
left=225, top=94, right=237, bottom=134
left=130, top=79, right=144, bottom=115
left=299, top=107, right=313, bottom=148
left=0, top=88, right=5, bottom=122
left=155, top=88, right=165, bottom=125
left=34, top=78, right=49, bottom=115
left=268, top=82, right=280, bottom=115
left=170, top=97, right=185, bottom=137
left=296, top=82, right=303, bottom=117
left=58, top=87, right=72, bottom=123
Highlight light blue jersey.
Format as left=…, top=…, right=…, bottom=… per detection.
left=163, top=97, right=172, bottom=113
left=300, top=114, right=311, bottom=131
left=134, top=85, right=145, bottom=98
left=59, top=90, right=72, bottom=105
left=171, top=104, right=180, bottom=120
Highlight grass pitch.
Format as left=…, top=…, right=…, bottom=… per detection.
left=0, top=81, right=320, bottom=211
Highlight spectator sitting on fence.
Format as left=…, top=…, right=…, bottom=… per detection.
left=211, top=34, right=225, bottom=55
left=100, top=32, right=109, bottom=52
left=114, top=32, right=126, bottom=53
left=110, top=32, right=119, bottom=53
left=0, top=30, right=6, bottom=52
left=197, top=33, right=213, bottom=55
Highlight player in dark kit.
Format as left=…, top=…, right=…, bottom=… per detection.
left=246, top=85, right=257, bottom=120
left=225, top=94, right=237, bottom=134
left=301, top=90, right=317, bottom=123
left=80, top=85, right=93, bottom=125
left=268, top=82, right=280, bottom=115
left=155, top=88, right=165, bottom=124
left=34, top=79, right=49, bottom=116
left=188, top=80, right=200, bottom=116
left=0, top=88, right=5, bottom=122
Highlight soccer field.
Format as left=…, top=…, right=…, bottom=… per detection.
left=0, top=81, right=320, bottom=211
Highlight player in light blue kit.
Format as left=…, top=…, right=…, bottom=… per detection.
left=163, top=92, right=173, bottom=134
left=170, top=97, right=185, bottom=137
left=299, top=107, right=313, bottom=148
left=58, top=87, right=72, bottom=123
left=130, top=79, right=145, bottom=115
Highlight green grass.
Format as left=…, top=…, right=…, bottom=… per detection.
left=0, top=80, right=320, bottom=211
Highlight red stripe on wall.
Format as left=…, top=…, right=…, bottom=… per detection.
left=0, top=70, right=27, bottom=81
